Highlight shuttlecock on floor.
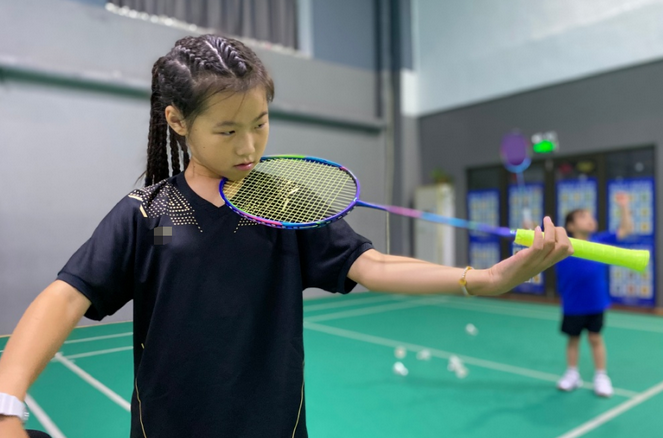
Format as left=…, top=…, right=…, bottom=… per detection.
left=465, top=323, right=478, bottom=336
left=393, top=361, right=409, bottom=376
left=447, top=355, right=469, bottom=379
left=455, top=366, right=469, bottom=379
left=394, top=346, right=407, bottom=359
left=447, top=355, right=462, bottom=371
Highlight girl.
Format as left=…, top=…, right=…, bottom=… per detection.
left=0, top=35, right=573, bottom=438
left=555, top=193, right=633, bottom=397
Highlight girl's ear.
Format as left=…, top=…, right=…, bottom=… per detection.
left=165, top=105, right=188, bottom=136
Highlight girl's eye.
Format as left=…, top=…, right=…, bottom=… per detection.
left=219, top=130, right=235, bottom=136
left=255, top=123, right=266, bottom=129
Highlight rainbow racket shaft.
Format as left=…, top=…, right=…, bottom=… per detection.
left=219, top=156, right=649, bottom=272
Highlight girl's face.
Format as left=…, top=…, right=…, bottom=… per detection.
left=167, top=86, right=270, bottom=181
left=568, top=210, right=598, bottom=235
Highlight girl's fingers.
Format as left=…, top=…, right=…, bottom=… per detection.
left=542, top=216, right=556, bottom=249
left=532, top=225, right=543, bottom=250
left=514, top=218, right=574, bottom=287
left=553, top=226, right=574, bottom=259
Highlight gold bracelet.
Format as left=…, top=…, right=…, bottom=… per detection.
left=459, top=266, right=474, bottom=296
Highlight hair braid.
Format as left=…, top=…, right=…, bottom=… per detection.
left=142, top=35, right=274, bottom=186
left=205, top=36, right=248, bottom=76
left=145, top=61, right=169, bottom=186
left=182, top=147, right=190, bottom=169
left=174, top=45, right=210, bottom=74
left=169, top=126, right=182, bottom=175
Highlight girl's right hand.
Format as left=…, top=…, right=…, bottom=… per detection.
left=0, top=416, right=29, bottom=438
left=485, top=216, right=573, bottom=295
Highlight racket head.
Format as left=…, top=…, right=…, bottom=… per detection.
left=219, top=155, right=361, bottom=229
left=501, top=132, right=531, bottom=173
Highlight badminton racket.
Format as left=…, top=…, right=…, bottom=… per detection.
left=219, top=155, right=649, bottom=272
left=501, top=132, right=533, bottom=227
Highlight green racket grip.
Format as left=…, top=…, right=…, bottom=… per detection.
left=514, top=229, right=650, bottom=272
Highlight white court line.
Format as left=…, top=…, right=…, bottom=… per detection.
left=53, top=298, right=446, bottom=361
left=54, top=298, right=446, bottom=360
left=0, top=333, right=134, bottom=355
left=304, top=294, right=400, bottom=312
left=304, top=297, right=449, bottom=323
left=64, top=332, right=133, bottom=344
left=24, top=394, right=67, bottom=438
left=555, top=380, right=663, bottom=438
left=431, top=300, right=663, bottom=334
left=303, top=321, right=638, bottom=398
left=45, top=298, right=434, bottom=360
left=65, top=346, right=133, bottom=360
left=53, top=352, right=131, bottom=411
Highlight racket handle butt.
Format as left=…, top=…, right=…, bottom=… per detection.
left=514, top=229, right=650, bottom=272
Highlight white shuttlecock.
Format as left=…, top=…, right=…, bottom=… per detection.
left=447, top=355, right=464, bottom=370
left=455, top=366, right=469, bottom=379
left=392, top=361, right=409, bottom=376
left=416, top=349, right=432, bottom=361
left=447, top=354, right=469, bottom=378
left=465, top=323, right=478, bottom=336
left=394, top=346, right=407, bottom=359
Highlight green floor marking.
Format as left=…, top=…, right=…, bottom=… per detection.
left=28, top=359, right=131, bottom=438
left=5, top=295, right=662, bottom=438
left=304, top=328, right=625, bottom=438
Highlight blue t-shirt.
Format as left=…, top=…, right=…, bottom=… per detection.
left=555, top=231, right=618, bottom=315
left=57, top=172, right=373, bottom=438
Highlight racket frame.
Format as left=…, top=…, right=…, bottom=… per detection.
left=219, top=155, right=361, bottom=229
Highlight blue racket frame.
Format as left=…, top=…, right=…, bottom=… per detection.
left=219, top=155, right=362, bottom=229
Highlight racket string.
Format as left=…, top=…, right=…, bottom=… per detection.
left=279, top=160, right=349, bottom=222
left=223, top=158, right=357, bottom=224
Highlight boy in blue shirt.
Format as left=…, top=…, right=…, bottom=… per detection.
left=555, top=193, right=633, bottom=397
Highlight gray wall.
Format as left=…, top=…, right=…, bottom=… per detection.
left=311, top=0, right=377, bottom=71
left=0, top=0, right=386, bottom=334
left=419, top=59, right=663, bottom=306
left=388, top=114, right=421, bottom=256
left=410, top=0, right=663, bottom=115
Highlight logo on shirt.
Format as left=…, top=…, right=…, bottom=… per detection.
left=128, top=181, right=203, bottom=237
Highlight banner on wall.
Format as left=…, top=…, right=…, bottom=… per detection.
left=509, top=183, right=545, bottom=294
left=467, top=190, right=501, bottom=270
left=607, top=178, right=656, bottom=307
left=557, top=178, right=597, bottom=226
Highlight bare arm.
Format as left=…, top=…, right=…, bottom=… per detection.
left=0, top=280, right=91, bottom=434
left=349, top=217, right=573, bottom=296
left=615, top=192, right=634, bottom=240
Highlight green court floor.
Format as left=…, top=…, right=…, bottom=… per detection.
left=2, top=293, right=662, bottom=437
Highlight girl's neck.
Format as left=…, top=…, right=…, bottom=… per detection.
left=184, top=163, right=225, bottom=207
left=573, top=232, right=590, bottom=241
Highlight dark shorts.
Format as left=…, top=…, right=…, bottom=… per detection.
left=561, top=312, right=604, bottom=336
left=27, top=431, right=52, bottom=438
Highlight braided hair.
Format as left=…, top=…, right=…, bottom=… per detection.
left=144, top=35, right=274, bottom=186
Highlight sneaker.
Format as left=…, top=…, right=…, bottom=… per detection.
left=557, top=369, right=583, bottom=391
left=594, top=373, right=613, bottom=397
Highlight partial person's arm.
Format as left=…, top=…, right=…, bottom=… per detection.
left=0, top=281, right=91, bottom=436
left=615, top=192, right=634, bottom=240
left=349, top=216, right=573, bottom=296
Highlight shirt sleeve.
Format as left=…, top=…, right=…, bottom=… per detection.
left=57, top=196, right=139, bottom=320
left=592, top=231, right=619, bottom=245
left=297, top=219, right=373, bottom=293
left=554, top=258, right=573, bottom=298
